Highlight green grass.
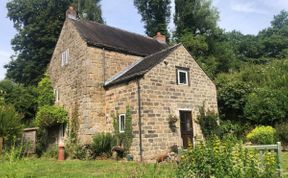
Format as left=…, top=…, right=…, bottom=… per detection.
left=0, top=159, right=176, bottom=178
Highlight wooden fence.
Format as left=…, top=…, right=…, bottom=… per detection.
left=245, top=142, right=282, bottom=178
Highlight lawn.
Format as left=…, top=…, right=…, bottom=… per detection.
left=0, top=152, right=287, bottom=178
left=0, top=158, right=176, bottom=178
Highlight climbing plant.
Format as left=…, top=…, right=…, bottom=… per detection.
left=112, top=106, right=133, bottom=153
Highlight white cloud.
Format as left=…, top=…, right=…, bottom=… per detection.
left=230, top=2, right=268, bottom=14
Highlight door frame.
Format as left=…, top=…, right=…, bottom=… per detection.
left=179, top=109, right=194, bottom=148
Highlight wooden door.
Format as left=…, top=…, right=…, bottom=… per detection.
left=180, top=111, right=193, bottom=148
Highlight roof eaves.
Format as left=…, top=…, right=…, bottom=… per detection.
left=86, top=41, right=147, bottom=57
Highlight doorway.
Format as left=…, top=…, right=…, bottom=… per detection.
left=179, top=110, right=193, bottom=148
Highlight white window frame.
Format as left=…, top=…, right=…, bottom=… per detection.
left=177, top=69, right=189, bottom=85
left=54, top=89, right=59, bottom=102
left=61, top=49, right=69, bottom=67
left=119, top=114, right=126, bottom=133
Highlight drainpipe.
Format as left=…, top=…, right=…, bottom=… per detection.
left=102, top=48, right=106, bottom=83
left=137, top=79, right=143, bottom=162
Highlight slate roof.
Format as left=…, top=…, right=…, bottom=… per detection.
left=105, top=44, right=181, bottom=87
left=71, top=19, right=168, bottom=56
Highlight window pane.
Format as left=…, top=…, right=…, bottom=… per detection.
left=179, top=71, right=187, bottom=84
left=119, top=115, right=125, bottom=132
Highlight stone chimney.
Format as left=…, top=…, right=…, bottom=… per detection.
left=66, top=6, right=77, bottom=20
left=154, top=32, right=166, bottom=44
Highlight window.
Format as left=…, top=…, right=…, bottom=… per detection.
left=119, top=114, right=126, bottom=133
left=61, top=49, right=69, bottom=67
left=177, top=68, right=189, bottom=85
left=54, top=89, right=60, bottom=102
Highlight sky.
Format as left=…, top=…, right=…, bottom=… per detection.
left=1, top=0, right=288, bottom=80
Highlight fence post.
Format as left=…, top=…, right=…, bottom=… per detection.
left=277, top=142, right=282, bottom=178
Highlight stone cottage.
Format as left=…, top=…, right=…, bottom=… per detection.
left=48, top=7, right=218, bottom=161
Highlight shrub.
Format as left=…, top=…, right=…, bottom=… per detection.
left=246, top=126, right=276, bottom=144
left=0, top=104, right=22, bottom=144
left=35, top=105, right=68, bottom=127
left=197, top=108, right=219, bottom=138
left=91, top=133, right=117, bottom=157
left=275, top=123, right=288, bottom=149
left=176, top=137, right=278, bottom=178
left=36, top=74, right=54, bottom=107
left=218, top=120, right=252, bottom=139
left=42, top=144, right=58, bottom=159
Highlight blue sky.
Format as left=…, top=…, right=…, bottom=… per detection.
left=1, top=0, right=288, bottom=80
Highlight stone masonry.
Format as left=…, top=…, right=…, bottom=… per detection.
left=48, top=17, right=218, bottom=161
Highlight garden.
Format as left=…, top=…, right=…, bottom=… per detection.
left=0, top=74, right=288, bottom=178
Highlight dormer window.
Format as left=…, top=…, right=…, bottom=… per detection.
left=177, top=68, right=189, bottom=85
left=61, top=49, right=69, bottom=67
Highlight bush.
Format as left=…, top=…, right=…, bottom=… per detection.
left=35, top=105, right=68, bottom=127
left=0, top=104, right=22, bottom=144
left=275, top=123, right=288, bottom=149
left=91, top=133, right=117, bottom=157
left=176, top=137, right=278, bottom=178
left=197, top=108, right=219, bottom=138
left=218, top=120, right=252, bottom=139
left=42, top=144, right=58, bottom=159
left=246, top=126, right=276, bottom=144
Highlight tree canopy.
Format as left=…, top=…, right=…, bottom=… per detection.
left=5, top=0, right=103, bottom=85
left=134, top=0, right=171, bottom=38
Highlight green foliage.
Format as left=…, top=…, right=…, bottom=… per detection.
left=176, top=137, right=278, bottom=178
left=217, top=59, right=288, bottom=125
left=76, top=0, right=104, bottom=23
left=218, top=120, right=251, bottom=139
left=216, top=76, right=253, bottom=121
left=134, top=0, right=171, bottom=38
left=0, top=104, right=22, bottom=142
left=197, top=108, right=219, bottom=138
left=174, top=0, right=219, bottom=37
left=112, top=106, right=133, bottom=153
left=275, top=123, right=288, bottom=148
left=244, top=88, right=288, bottom=125
left=35, top=105, right=68, bottom=128
left=246, top=126, right=276, bottom=145
left=36, top=74, right=54, bottom=107
left=42, top=144, right=58, bottom=159
left=5, top=0, right=103, bottom=85
left=0, top=80, right=37, bottom=125
left=91, top=133, right=117, bottom=157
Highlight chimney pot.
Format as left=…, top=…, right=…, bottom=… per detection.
left=66, top=6, right=77, bottom=20
left=154, top=32, right=166, bottom=44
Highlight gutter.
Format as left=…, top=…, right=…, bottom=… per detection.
left=137, top=79, right=143, bottom=161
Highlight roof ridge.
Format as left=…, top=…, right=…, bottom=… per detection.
left=71, top=19, right=164, bottom=45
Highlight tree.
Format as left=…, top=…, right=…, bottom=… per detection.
left=0, top=80, right=37, bottom=125
left=76, top=0, right=104, bottom=23
left=5, top=0, right=103, bottom=85
left=0, top=104, right=23, bottom=144
left=174, top=0, right=219, bottom=38
left=134, top=0, right=171, bottom=38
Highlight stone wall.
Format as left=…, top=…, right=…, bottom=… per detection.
left=137, top=45, right=218, bottom=160
left=48, top=19, right=141, bottom=143
left=104, top=81, right=141, bottom=160
left=104, top=45, right=218, bottom=161
left=48, top=19, right=90, bottom=142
